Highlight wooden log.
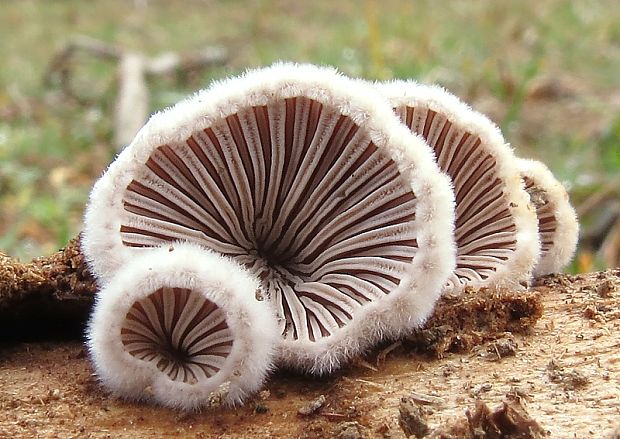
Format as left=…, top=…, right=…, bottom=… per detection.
left=0, top=237, right=96, bottom=340
left=0, top=269, right=618, bottom=437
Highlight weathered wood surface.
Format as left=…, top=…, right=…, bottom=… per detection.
left=0, top=239, right=618, bottom=437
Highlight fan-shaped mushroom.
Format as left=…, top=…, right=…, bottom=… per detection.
left=83, top=63, right=456, bottom=374
left=518, top=158, right=579, bottom=276
left=378, top=81, right=540, bottom=292
left=87, top=242, right=278, bottom=410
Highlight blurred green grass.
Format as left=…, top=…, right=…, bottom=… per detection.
left=0, top=0, right=619, bottom=270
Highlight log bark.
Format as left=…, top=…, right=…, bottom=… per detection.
left=0, top=236, right=96, bottom=340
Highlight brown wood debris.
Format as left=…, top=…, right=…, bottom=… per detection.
left=0, top=236, right=96, bottom=340
left=406, top=287, right=543, bottom=357
left=430, top=399, right=547, bottom=438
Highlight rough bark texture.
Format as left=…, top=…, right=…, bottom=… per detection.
left=0, top=236, right=96, bottom=340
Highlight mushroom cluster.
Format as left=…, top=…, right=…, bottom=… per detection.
left=83, top=63, right=578, bottom=410
left=378, top=82, right=541, bottom=292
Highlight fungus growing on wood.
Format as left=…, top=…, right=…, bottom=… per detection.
left=83, top=63, right=456, bottom=374
left=378, top=81, right=540, bottom=292
left=87, top=243, right=278, bottom=410
left=518, top=158, right=579, bottom=276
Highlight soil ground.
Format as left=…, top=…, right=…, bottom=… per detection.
left=1, top=270, right=619, bottom=438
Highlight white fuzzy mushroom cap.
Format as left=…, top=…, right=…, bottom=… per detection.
left=83, top=62, right=456, bottom=374
left=518, top=158, right=579, bottom=276
left=377, top=80, right=541, bottom=292
left=87, top=242, right=278, bottom=410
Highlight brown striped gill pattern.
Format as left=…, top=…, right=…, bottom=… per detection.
left=394, top=105, right=517, bottom=289
left=119, top=97, right=419, bottom=344
left=523, top=176, right=556, bottom=257
left=121, top=287, right=233, bottom=384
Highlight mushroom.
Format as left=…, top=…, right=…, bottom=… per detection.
left=378, top=81, right=540, bottom=292
left=517, top=158, right=579, bottom=276
left=87, top=242, right=278, bottom=410
left=83, top=63, right=456, bottom=374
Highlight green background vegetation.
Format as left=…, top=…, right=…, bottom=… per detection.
left=1, top=0, right=619, bottom=271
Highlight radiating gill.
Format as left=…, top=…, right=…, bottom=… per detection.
left=120, top=97, right=419, bottom=343
left=120, top=287, right=233, bottom=384
left=394, top=104, right=517, bottom=289
left=523, top=176, right=557, bottom=255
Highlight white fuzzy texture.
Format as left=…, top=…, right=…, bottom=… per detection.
left=377, top=80, right=541, bottom=292
left=518, top=158, right=579, bottom=276
left=87, top=243, right=279, bottom=410
left=82, top=62, right=457, bottom=374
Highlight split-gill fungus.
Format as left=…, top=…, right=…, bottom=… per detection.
left=82, top=63, right=457, bottom=376
left=518, top=158, right=579, bottom=276
left=82, top=64, right=579, bottom=411
left=87, top=243, right=278, bottom=410
left=378, top=81, right=541, bottom=292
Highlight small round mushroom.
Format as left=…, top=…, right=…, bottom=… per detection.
left=87, top=242, right=278, bottom=410
left=83, top=63, right=456, bottom=374
left=518, top=158, right=579, bottom=276
left=378, top=81, right=540, bottom=292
